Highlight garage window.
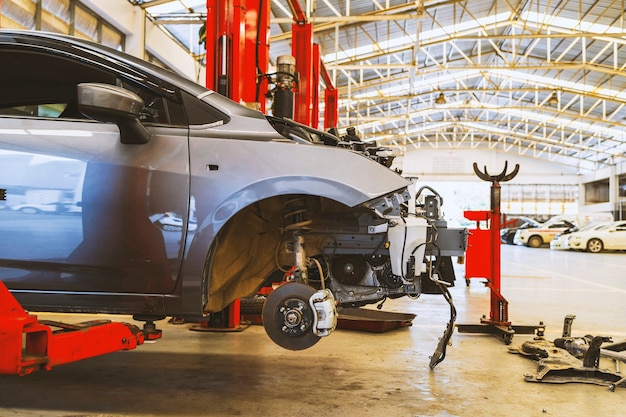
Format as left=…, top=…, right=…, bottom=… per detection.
left=584, top=179, right=610, bottom=204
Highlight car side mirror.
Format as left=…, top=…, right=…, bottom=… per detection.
left=77, top=83, right=151, bottom=144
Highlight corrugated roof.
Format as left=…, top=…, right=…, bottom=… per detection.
left=134, top=0, right=626, bottom=172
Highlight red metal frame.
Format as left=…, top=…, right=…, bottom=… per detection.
left=463, top=196, right=509, bottom=327
left=311, top=44, right=321, bottom=128
left=463, top=208, right=509, bottom=327
left=320, top=61, right=338, bottom=129
left=463, top=210, right=492, bottom=282
left=287, top=0, right=337, bottom=129
left=204, top=0, right=274, bottom=329
left=205, top=0, right=245, bottom=102
left=457, top=163, right=543, bottom=343
left=242, top=0, right=270, bottom=112
left=0, top=280, right=144, bottom=376
left=484, top=181, right=508, bottom=326
left=292, top=21, right=314, bottom=126
left=206, top=0, right=269, bottom=110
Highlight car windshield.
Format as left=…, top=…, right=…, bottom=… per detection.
left=594, top=223, right=611, bottom=230
left=580, top=222, right=608, bottom=232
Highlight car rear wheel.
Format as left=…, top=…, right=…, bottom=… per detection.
left=527, top=235, right=543, bottom=248
left=587, top=238, right=604, bottom=253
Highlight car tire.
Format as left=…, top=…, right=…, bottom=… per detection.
left=528, top=235, right=543, bottom=248
left=586, top=238, right=604, bottom=253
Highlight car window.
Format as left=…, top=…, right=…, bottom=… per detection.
left=549, top=222, right=569, bottom=228
left=117, top=78, right=187, bottom=126
left=1, top=103, right=68, bottom=118
left=0, top=48, right=186, bottom=126
left=181, top=91, right=228, bottom=126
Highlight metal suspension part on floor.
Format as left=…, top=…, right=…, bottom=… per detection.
left=509, top=314, right=626, bottom=391
left=456, top=161, right=545, bottom=344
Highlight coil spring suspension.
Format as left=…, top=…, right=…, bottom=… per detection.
left=282, top=198, right=313, bottom=283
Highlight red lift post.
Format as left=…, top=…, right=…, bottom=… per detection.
left=287, top=0, right=338, bottom=130
left=200, top=0, right=274, bottom=331
left=291, top=19, right=315, bottom=125
left=456, top=162, right=544, bottom=344
left=320, top=61, right=339, bottom=129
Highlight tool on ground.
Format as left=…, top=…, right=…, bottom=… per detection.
left=456, top=161, right=544, bottom=344
left=509, top=314, right=626, bottom=391
left=0, top=280, right=145, bottom=376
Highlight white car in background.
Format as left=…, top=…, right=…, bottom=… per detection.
left=568, top=221, right=626, bottom=253
left=550, top=222, right=610, bottom=250
left=514, top=218, right=576, bottom=248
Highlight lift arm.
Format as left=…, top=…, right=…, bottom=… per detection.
left=0, top=280, right=144, bottom=376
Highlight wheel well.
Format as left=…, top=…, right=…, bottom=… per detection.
left=527, top=235, right=543, bottom=246
left=587, top=238, right=604, bottom=250
left=202, top=194, right=361, bottom=312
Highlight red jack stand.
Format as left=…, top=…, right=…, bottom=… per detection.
left=190, top=299, right=250, bottom=333
left=457, top=162, right=545, bottom=344
left=0, top=280, right=145, bottom=375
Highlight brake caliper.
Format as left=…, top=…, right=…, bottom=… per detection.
left=309, top=288, right=337, bottom=337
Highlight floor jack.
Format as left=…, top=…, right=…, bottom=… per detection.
left=0, top=189, right=148, bottom=376
left=510, top=314, right=626, bottom=391
left=0, top=280, right=146, bottom=376
left=456, top=162, right=545, bottom=344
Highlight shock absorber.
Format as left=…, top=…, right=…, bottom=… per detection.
left=282, top=198, right=313, bottom=283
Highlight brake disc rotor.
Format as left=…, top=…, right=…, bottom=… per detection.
left=262, top=282, right=321, bottom=350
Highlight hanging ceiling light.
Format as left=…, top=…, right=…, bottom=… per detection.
left=548, top=91, right=559, bottom=105
left=435, top=92, right=446, bottom=105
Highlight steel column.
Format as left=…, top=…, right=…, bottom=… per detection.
left=321, top=61, right=338, bottom=129
left=292, top=21, right=314, bottom=126
left=242, top=0, right=270, bottom=111
left=205, top=0, right=246, bottom=102
left=311, top=43, right=321, bottom=128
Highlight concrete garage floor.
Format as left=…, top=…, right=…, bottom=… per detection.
left=1, top=245, right=625, bottom=417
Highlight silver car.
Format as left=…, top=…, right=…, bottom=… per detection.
left=0, top=30, right=462, bottom=363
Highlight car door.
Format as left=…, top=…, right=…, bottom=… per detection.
left=0, top=45, right=189, bottom=297
left=604, top=222, right=626, bottom=249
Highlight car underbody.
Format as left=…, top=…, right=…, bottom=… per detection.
left=205, top=183, right=466, bottom=367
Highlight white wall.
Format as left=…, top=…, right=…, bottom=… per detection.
left=82, top=0, right=205, bottom=84
left=395, top=148, right=581, bottom=184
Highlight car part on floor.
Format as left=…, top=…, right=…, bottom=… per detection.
left=509, top=315, right=626, bottom=391
left=457, top=162, right=545, bottom=344
left=336, top=307, right=416, bottom=333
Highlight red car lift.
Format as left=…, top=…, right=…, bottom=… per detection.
left=0, top=280, right=144, bottom=376
left=456, top=162, right=545, bottom=344
left=201, top=0, right=275, bottom=331
left=320, top=61, right=339, bottom=129
left=288, top=0, right=338, bottom=130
